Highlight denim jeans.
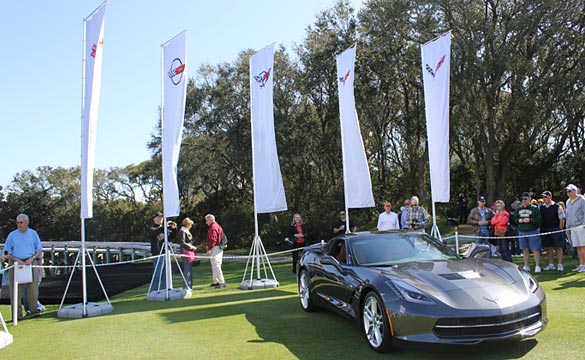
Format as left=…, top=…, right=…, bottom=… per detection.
left=182, top=257, right=193, bottom=290
left=499, top=239, right=512, bottom=262
left=475, top=229, right=490, bottom=244
left=152, top=257, right=167, bottom=290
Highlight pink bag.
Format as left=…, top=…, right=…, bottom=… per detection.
left=182, top=250, right=197, bottom=264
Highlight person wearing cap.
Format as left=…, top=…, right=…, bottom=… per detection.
left=467, top=196, right=494, bottom=247
left=513, top=192, right=543, bottom=272
left=147, top=212, right=177, bottom=290
left=539, top=191, right=566, bottom=271
left=565, top=184, right=585, bottom=272
left=377, top=201, right=400, bottom=231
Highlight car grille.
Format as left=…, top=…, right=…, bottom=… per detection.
left=433, top=306, right=542, bottom=338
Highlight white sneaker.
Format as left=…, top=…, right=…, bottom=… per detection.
left=578, top=267, right=585, bottom=273
left=572, top=265, right=585, bottom=272
left=557, top=264, right=564, bottom=271
left=522, top=265, right=530, bottom=272
left=543, top=264, right=555, bottom=271
left=534, top=266, right=542, bottom=273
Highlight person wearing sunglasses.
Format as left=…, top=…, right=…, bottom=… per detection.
left=565, top=184, right=585, bottom=272
left=513, top=192, right=543, bottom=272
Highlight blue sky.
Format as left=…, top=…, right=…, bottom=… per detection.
left=0, top=0, right=363, bottom=187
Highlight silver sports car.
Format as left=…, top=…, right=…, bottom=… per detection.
left=297, top=231, right=547, bottom=353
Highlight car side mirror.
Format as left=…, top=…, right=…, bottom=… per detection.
left=321, top=255, right=340, bottom=266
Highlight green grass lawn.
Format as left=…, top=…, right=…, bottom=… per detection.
left=1, top=255, right=584, bottom=359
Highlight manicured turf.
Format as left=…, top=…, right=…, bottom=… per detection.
left=1, top=255, right=584, bottom=359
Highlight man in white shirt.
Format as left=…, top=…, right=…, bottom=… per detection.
left=377, top=201, right=400, bottom=231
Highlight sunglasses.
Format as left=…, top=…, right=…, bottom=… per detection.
left=522, top=197, right=530, bottom=201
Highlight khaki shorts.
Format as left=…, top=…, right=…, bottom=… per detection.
left=570, top=226, right=585, bottom=247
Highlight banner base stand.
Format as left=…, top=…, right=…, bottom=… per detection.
left=147, top=288, right=191, bottom=301
left=57, top=302, right=113, bottom=319
left=0, top=331, right=13, bottom=349
left=240, top=279, right=279, bottom=290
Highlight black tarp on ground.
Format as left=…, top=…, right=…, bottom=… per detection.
left=0, top=262, right=154, bottom=305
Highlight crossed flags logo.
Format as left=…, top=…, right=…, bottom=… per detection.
left=254, top=67, right=271, bottom=88
left=90, top=38, right=104, bottom=58
left=339, top=70, right=350, bottom=85
left=168, top=58, right=185, bottom=86
left=425, top=54, right=446, bottom=78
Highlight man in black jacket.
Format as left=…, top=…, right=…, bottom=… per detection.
left=147, top=212, right=177, bottom=290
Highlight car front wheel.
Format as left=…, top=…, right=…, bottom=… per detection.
left=362, top=291, right=393, bottom=353
left=299, top=270, right=317, bottom=312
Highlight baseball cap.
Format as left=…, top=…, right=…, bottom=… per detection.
left=477, top=196, right=486, bottom=202
left=404, top=199, right=411, bottom=205
left=566, top=184, right=578, bottom=191
left=153, top=212, right=163, bottom=219
left=541, top=191, right=552, bottom=197
left=521, top=192, right=531, bottom=199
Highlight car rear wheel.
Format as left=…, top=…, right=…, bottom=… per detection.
left=299, top=270, right=317, bottom=312
left=362, top=291, right=393, bottom=353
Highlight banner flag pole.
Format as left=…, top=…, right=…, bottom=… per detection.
left=336, top=44, right=375, bottom=229
left=147, top=30, right=190, bottom=301
left=241, top=43, right=283, bottom=290
left=421, top=31, right=452, bottom=240
left=59, top=1, right=112, bottom=319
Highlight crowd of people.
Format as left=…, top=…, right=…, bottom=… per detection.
left=147, top=212, right=226, bottom=291
left=465, top=184, right=585, bottom=273
left=1, top=183, right=583, bottom=321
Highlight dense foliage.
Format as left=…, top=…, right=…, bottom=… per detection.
left=1, top=0, right=583, bottom=247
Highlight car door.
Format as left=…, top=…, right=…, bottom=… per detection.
left=318, top=238, right=361, bottom=317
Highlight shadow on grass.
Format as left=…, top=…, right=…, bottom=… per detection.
left=41, top=261, right=541, bottom=359
left=155, top=290, right=540, bottom=359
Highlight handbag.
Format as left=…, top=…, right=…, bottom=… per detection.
left=494, top=228, right=507, bottom=237
left=182, top=250, right=197, bottom=264
left=15, top=265, right=33, bottom=284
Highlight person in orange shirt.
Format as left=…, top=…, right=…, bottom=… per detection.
left=491, top=200, right=511, bottom=262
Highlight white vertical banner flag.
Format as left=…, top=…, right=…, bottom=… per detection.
left=336, top=45, right=374, bottom=208
left=250, top=44, right=287, bottom=213
left=81, top=2, right=107, bottom=219
left=162, top=32, right=187, bottom=217
left=421, top=32, right=451, bottom=203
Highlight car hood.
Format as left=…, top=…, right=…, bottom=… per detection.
left=376, top=259, right=532, bottom=310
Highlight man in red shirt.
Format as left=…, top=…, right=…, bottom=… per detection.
left=205, top=214, right=225, bottom=288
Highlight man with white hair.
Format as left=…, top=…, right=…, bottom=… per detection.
left=565, top=184, right=585, bottom=272
left=406, top=196, right=429, bottom=229
left=205, top=214, right=226, bottom=288
left=4, top=214, right=43, bottom=319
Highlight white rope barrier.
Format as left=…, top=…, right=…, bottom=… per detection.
left=456, top=224, right=583, bottom=240
left=1, top=224, right=582, bottom=271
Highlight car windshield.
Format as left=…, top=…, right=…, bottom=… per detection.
left=351, top=233, right=459, bottom=266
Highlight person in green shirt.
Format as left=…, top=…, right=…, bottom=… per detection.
left=513, top=192, right=542, bottom=273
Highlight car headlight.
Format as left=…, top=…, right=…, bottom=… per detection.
left=387, top=280, right=436, bottom=305
left=519, top=270, right=539, bottom=293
